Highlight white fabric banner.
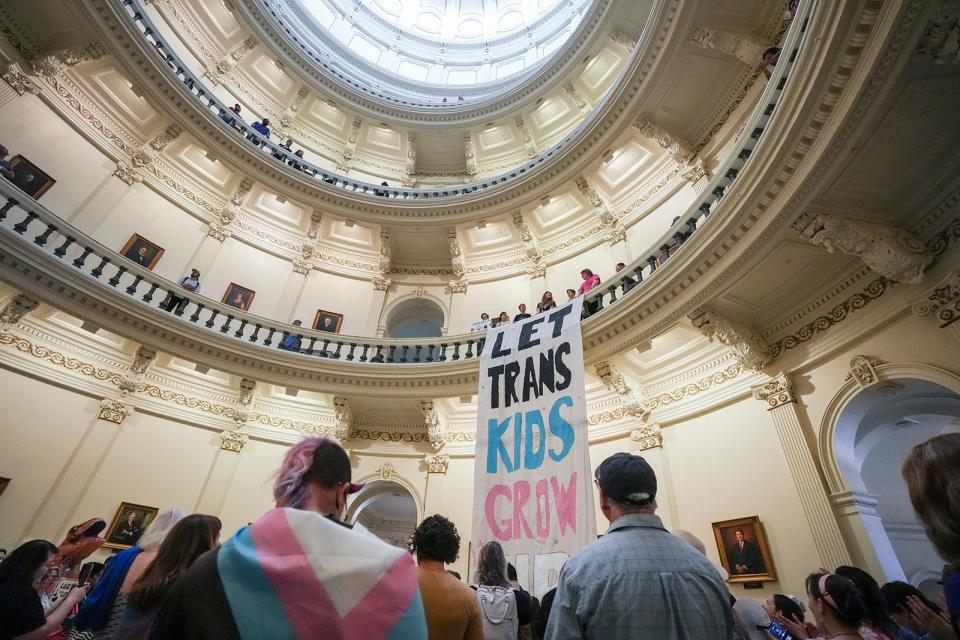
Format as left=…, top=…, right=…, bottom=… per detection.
left=471, top=297, right=595, bottom=598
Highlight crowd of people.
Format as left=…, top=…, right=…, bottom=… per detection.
left=472, top=264, right=637, bottom=332
left=1, top=432, right=957, bottom=639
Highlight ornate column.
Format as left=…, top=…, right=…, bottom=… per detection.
left=204, top=36, right=257, bottom=86
left=194, top=379, right=256, bottom=514
left=403, top=132, right=417, bottom=187
left=629, top=423, right=678, bottom=528
left=830, top=490, right=906, bottom=582
left=792, top=212, right=933, bottom=284
left=514, top=115, right=538, bottom=158
left=275, top=209, right=322, bottom=321
left=463, top=134, right=478, bottom=179
left=563, top=81, right=589, bottom=115
left=19, top=397, right=134, bottom=542
left=689, top=308, right=771, bottom=372
left=575, top=175, right=625, bottom=245
left=751, top=373, right=852, bottom=568
left=0, top=293, right=40, bottom=330
left=72, top=122, right=182, bottom=231
left=511, top=210, right=546, bottom=288
left=689, top=28, right=767, bottom=65
left=423, top=453, right=450, bottom=516
left=338, top=117, right=362, bottom=172
left=276, top=85, right=310, bottom=139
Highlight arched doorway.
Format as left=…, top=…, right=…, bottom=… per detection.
left=824, top=369, right=960, bottom=585
left=383, top=298, right=445, bottom=339
left=346, top=480, right=419, bottom=549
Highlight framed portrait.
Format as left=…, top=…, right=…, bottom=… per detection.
left=104, top=502, right=159, bottom=549
left=9, top=155, right=56, bottom=199
left=712, top=516, right=777, bottom=583
left=119, top=233, right=165, bottom=270
left=313, top=309, right=343, bottom=333
left=222, top=282, right=255, bottom=311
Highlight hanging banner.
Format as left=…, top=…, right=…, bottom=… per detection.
left=471, top=297, right=595, bottom=598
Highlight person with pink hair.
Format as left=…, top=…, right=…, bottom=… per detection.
left=149, top=437, right=427, bottom=639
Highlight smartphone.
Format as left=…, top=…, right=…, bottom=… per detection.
left=766, top=621, right=794, bottom=640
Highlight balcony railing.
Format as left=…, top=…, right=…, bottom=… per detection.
left=0, top=179, right=485, bottom=364
left=0, top=1, right=811, bottom=366
left=583, top=0, right=811, bottom=313
left=118, top=0, right=601, bottom=200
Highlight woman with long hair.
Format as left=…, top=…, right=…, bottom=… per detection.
left=536, top=292, right=556, bottom=314
left=881, top=580, right=955, bottom=639
left=68, top=508, right=185, bottom=640
left=0, top=539, right=88, bottom=639
left=475, top=541, right=532, bottom=640
left=112, top=514, right=221, bottom=640
left=902, top=434, right=960, bottom=636
left=834, top=566, right=897, bottom=638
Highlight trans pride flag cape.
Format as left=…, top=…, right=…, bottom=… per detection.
left=217, top=508, right=426, bottom=640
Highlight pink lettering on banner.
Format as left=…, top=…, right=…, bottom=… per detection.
left=551, top=472, right=578, bottom=535
left=485, top=485, right=512, bottom=541
left=484, top=472, right=578, bottom=541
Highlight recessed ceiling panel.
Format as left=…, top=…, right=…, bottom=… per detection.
left=87, top=66, right=159, bottom=128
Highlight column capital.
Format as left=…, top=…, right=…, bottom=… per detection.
left=912, top=270, right=959, bottom=329
left=112, top=161, right=142, bottom=186
left=425, top=453, right=450, bottom=474
left=292, top=258, right=313, bottom=275
left=689, top=308, right=771, bottom=372
left=448, top=278, right=469, bottom=294
left=98, top=398, right=133, bottom=424
left=219, top=429, right=248, bottom=453
left=630, top=424, right=663, bottom=452
left=751, top=372, right=796, bottom=409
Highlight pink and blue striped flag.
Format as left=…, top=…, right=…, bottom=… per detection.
left=218, top=507, right=426, bottom=639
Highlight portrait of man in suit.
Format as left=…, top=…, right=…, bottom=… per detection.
left=727, top=528, right=766, bottom=575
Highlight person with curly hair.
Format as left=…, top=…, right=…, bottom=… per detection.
left=411, top=515, right=483, bottom=640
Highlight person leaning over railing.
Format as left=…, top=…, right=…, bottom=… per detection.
left=159, top=269, right=201, bottom=315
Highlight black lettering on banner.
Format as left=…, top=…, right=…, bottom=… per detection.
left=518, top=317, right=544, bottom=351
left=491, top=331, right=511, bottom=358
left=522, top=356, right=539, bottom=402
left=539, top=349, right=555, bottom=395
left=555, top=342, right=572, bottom=391
left=504, top=360, right=521, bottom=407
left=487, top=365, right=504, bottom=409
left=546, top=305, right=574, bottom=338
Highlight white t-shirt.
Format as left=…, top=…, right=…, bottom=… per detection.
left=732, top=598, right=772, bottom=640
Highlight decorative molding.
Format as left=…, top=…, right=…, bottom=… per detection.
left=419, top=400, right=446, bottom=450
left=448, top=278, right=468, bottom=294
left=131, top=122, right=183, bottom=171
left=378, top=228, right=392, bottom=276
left=377, top=462, right=397, bottom=481
left=609, top=28, right=637, bottom=52
left=751, top=372, right=795, bottom=410
left=630, top=423, right=663, bottom=452
left=112, top=161, right=142, bottom=186
left=793, top=212, right=933, bottom=284
left=98, top=398, right=133, bottom=424
left=563, top=81, right=589, bottom=114
left=915, top=1, right=960, bottom=63
left=635, top=118, right=694, bottom=164
left=291, top=259, right=312, bottom=275
left=31, top=43, right=105, bottom=78
left=350, top=429, right=476, bottom=443
left=463, top=133, right=478, bottom=179
left=845, top=355, right=884, bottom=388
left=332, top=395, right=353, bottom=442
left=218, top=429, right=248, bottom=452
left=594, top=360, right=649, bottom=419
left=0, top=293, right=39, bottom=328
left=689, top=308, right=771, bottom=372
left=0, top=332, right=123, bottom=386
left=1, top=62, right=38, bottom=95
left=768, top=277, right=893, bottom=359
left=371, top=276, right=391, bottom=291
left=448, top=229, right=466, bottom=277
left=424, top=453, right=450, bottom=474
left=689, top=27, right=766, bottom=65
left=912, top=271, right=960, bottom=328
left=118, top=345, right=157, bottom=394
left=233, top=377, right=256, bottom=426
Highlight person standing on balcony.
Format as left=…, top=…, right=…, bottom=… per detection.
left=249, top=118, right=271, bottom=146
left=537, top=292, right=557, bottom=314
left=0, top=145, right=16, bottom=181
left=578, top=269, right=601, bottom=317
left=514, top=304, right=531, bottom=322
left=159, top=269, right=201, bottom=315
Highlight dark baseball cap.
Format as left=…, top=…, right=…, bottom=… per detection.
left=595, top=452, right=657, bottom=505
left=312, top=438, right=363, bottom=493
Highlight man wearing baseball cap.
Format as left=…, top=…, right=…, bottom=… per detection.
left=150, top=437, right=427, bottom=639
left=545, top=452, right=733, bottom=639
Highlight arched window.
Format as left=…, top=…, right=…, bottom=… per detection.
left=384, top=298, right=445, bottom=338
